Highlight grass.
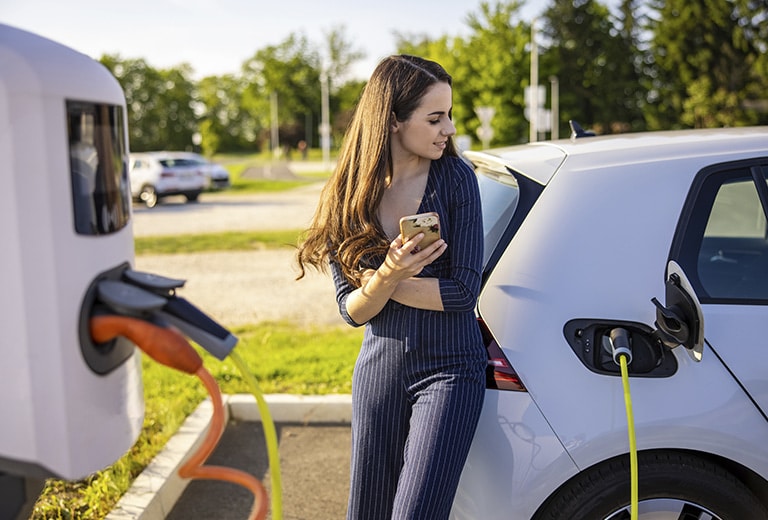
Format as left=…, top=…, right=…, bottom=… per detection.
left=31, top=322, right=363, bottom=519
left=227, top=177, right=314, bottom=193
left=213, top=150, right=333, bottom=194
left=134, top=229, right=304, bottom=255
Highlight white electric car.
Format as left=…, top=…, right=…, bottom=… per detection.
left=453, top=126, right=768, bottom=519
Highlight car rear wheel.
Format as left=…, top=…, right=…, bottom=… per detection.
left=139, top=185, right=158, bottom=208
left=184, top=191, right=200, bottom=203
left=534, top=451, right=767, bottom=520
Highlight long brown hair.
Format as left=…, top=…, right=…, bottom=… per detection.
left=296, top=55, right=457, bottom=285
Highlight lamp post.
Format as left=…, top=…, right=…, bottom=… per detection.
left=319, top=69, right=331, bottom=172
left=529, top=18, right=539, bottom=143
left=270, top=91, right=279, bottom=160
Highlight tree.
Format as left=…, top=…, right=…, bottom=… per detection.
left=100, top=55, right=197, bottom=151
left=541, top=0, right=645, bottom=135
left=323, top=24, right=366, bottom=88
left=396, top=1, right=531, bottom=146
left=646, top=0, right=768, bottom=129
left=322, top=26, right=367, bottom=149
left=240, top=33, right=321, bottom=154
left=196, top=74, right=256, bottom=155
left=463, top=1, right=531, bottom=144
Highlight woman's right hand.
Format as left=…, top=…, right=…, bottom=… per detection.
left=378, top=233, right=447, bottom=283
left=346, top=233, right=447, bottom=323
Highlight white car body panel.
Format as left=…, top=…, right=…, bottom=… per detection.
left=451, top=391, right=577, bottom=520
left=458, top=127, right=768, bottom=517
left=704, top=306, right=768, bottom=418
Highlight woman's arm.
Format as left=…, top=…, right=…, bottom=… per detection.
left=391, top=160, right=484, bottom=313
left=389, top=276, right=443, bottom=311
left=342, top=234, right=447, bottom=324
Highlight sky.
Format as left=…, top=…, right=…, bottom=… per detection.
left=0, top=0, right=552, bottom=80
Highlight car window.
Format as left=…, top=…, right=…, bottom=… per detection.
left=682, top=162, right=768, bottom=303
left=477, top=170, right=520, bottom=266
left=158, top=158, right=197, bottom=168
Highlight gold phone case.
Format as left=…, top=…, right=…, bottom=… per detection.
left=399, top=212, right=441, bottom=248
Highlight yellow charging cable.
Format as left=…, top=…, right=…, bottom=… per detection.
left=619, top=354, right=638, bottom=520
left=231, top=349, right=284, bottom=520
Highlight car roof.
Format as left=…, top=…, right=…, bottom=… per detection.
left=464, top=126, right=768, bottom=185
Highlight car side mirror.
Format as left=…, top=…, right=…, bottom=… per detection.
left=651, top=261, right=705, bottom=362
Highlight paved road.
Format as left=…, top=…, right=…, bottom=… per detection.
left=166, top=423, right=351, bottom=520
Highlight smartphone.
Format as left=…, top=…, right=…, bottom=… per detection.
left=399, top=212, right=441, bottom=249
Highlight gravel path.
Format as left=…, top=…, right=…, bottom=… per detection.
left=132, top=183, right=345, bottom=328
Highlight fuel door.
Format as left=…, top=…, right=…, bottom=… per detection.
left=651, top=260, right=706, bottom=362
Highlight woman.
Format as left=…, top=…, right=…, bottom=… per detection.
left=296, top=55, right=486, bottom=520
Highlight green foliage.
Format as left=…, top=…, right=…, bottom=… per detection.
left=196, top=74, right=255, bottom=154
left=461, top=2, right=532, bottom=143
left=542, top=0, right=646, bottom=134
left=100, top=56, right=198, bottom=151
left=646, top=0, right=768, bottom=129
left=240, top=33, right=321, bottom=152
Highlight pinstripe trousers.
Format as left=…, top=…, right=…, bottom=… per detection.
left=346, top=304, right=487, bottom=520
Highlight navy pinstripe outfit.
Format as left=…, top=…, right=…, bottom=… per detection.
left=331, top=155, right=487, bottom=520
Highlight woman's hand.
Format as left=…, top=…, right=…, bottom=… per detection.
left=377, top=233, right=447, bottom=283
left=347, top=234, right=447, bottom=323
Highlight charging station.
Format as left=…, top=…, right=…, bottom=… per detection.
left=0, top=23, right=143, bottom=517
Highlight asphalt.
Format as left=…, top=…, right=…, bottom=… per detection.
left=106, top=395, right=353, bottom=520
left=166, top=422, right=350, bottom=520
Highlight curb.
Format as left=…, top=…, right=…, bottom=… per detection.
left=106, top=394, right=352, bottom=520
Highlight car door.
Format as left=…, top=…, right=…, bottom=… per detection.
left=672, top=159, right=768, bottom=416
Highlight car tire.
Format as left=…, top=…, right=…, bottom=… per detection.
left=140, top=185, right=159, bottom=208
left=533, top=450, right=768, bottom=520
left=185, top=191, right=200, bottom=203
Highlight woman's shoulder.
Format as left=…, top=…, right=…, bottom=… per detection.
left=433, top=154, right=474, bottom=180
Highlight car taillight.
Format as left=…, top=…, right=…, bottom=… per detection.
left=477, top=317, right=526, bottom=392
left=160, top=170, right=175, bottom=178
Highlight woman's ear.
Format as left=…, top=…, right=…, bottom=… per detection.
left=390, top=112, right=399, bottom=133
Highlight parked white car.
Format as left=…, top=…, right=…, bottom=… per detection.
left=452, top=126, right=768, bottom=519
left=129, top=152, right=207, bottom=208
left=164, top=152, right=231, bottom=190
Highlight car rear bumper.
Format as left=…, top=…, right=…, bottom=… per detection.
left=155, top=178, right=205, bottom=195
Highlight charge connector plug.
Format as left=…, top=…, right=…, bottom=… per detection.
left=609, top=327, right=633, bottom=366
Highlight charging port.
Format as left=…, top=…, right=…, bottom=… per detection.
left=564, top=319, right=678, bottom=378
left=79, top=263, right=136, bottom=375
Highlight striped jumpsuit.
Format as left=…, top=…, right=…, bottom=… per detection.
left=331, top=155, right=487, bottom=520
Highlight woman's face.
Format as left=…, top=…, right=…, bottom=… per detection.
left=392, top=81, right=456, bottom=161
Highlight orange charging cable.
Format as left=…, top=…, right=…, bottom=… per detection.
left=90, top=315, right=268, bottom=520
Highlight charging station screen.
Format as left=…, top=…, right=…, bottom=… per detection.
left=67, top=101, right=131, bottom=235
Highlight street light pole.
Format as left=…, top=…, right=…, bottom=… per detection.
left=529, top=18, right=539, bottom=143
left=320, top=69, right=331, bottom=172
left=270, top=91, right=279, bottom=159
